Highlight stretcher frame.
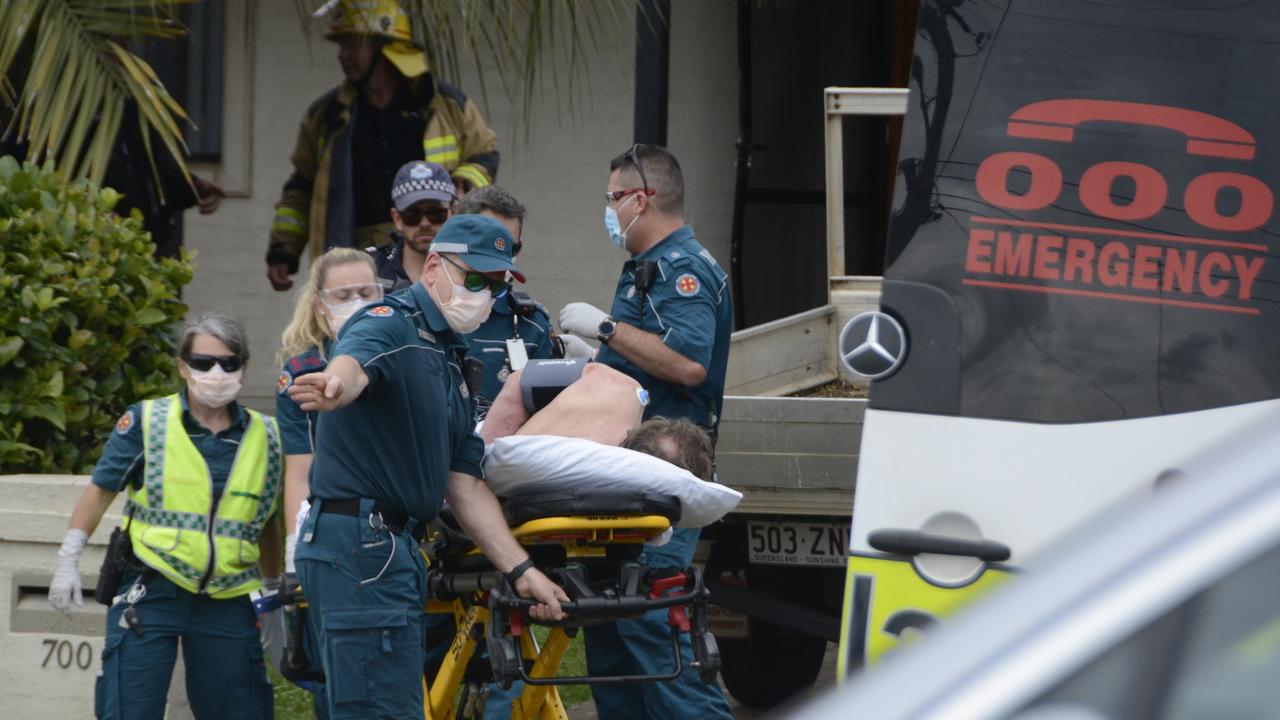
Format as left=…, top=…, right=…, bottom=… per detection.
left=423, top=511, right=721, bottom=720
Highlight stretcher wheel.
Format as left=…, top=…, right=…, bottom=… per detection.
left=693, top=631, right=721, bottom=685
left=488, top=636, right=522, bottom=691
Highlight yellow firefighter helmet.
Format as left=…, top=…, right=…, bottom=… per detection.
left=319, top=0, right=427, bottom=78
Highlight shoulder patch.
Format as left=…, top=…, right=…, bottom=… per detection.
left=277, top=372, right=292, bottom=395
left=366, top=306, right=394, bottom=317
left=115, top=410, right=134, bottom=434
left=675, top=274, right=700, bottom=297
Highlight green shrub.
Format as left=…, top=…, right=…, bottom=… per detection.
left=0, top=156, right=193, bottom=474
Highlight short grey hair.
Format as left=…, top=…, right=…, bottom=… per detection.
left=455, top=185, right=527, bottom=224
left=178, top=312, right=249, bottom=363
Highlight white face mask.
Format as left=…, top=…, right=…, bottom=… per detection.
left=323, top=298, right=373, bottom=336
left=429, top=269, right=493, bottom=334
left=186, top=365, right=243, bottom=408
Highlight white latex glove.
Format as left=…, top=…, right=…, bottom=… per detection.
left=285, top=532, right=298, bottom=575
left=294, top=498, right=311, bottom=535
left=253, top=576, right=286, bottom=673
left=558, top=333, right=596, bottom=359
left=49, top=528, right=88, bottom=616
left=558, top=302, right=608, bottom=339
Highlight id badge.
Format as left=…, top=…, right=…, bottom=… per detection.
left=505, top=338, right=529, bottom=371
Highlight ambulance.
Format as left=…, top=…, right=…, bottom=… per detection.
left=837, top=0, right=1280, bottom=676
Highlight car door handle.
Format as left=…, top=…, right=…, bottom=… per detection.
left=868, top=528, right=1011, bottom=562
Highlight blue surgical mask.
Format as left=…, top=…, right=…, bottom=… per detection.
left=604, top=195, right=639, bottom=249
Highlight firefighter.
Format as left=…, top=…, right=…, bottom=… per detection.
left=48, top=313, right=283, bottom=720
left=266, top=0, right=499, bottom=291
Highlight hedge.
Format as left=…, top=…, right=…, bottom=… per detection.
left=0, top=156, right=193, bottom=473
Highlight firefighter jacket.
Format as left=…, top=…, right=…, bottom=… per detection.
left=267, top=74, right=499, bottom=273
left=125, top=394, right=283, bottom=598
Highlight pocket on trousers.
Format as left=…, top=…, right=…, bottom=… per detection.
left=96, top=633, right=124, bottom=719
left=323, top=607, right=412, bottom=708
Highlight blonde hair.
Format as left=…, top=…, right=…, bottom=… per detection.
left=277, top=248, right=378, bottom=366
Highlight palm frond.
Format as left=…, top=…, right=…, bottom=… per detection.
left=0, top=0, right=193, bottom=186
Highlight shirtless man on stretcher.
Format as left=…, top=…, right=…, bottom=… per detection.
left=477, top=358, right=715, bottom=485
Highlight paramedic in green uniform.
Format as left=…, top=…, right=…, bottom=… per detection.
left=558, top=143, right=734, bottom=720
left=288, top=214, right=567, bottom=719
left=48, top=312, right=283, bottom=720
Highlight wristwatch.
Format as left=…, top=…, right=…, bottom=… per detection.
left=596, top=316, right=617, bottom=344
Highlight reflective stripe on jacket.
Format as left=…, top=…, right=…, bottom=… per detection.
left=267, top=75, right=499, bottom=273
left=126, top=394, right=283, bottom=599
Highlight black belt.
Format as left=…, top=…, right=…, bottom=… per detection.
left=318, top=498, right=428, bottom=543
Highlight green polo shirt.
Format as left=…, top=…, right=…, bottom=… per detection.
left=309, top=281, right=485, bottom=521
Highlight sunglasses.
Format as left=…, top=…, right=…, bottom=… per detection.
left=624, top=143, right=651, bottom=193
left=184, top=353, right=243, bottom=373
left=441, top=254, right=508, bottom=294
left=400, top=203, right=451, bottom=226
left=607, top=144, right=657, bottom=206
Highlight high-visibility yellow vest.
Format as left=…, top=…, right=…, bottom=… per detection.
left=125, top=394, right=283, bottom=598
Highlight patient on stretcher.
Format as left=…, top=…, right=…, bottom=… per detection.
left=478, top=359, right=741, bottom=529
left=480, top=360, right=646, bottom=446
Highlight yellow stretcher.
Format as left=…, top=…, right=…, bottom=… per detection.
left=283, top=488, right=721, bottom=720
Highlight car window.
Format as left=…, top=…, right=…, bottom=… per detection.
left=1014, top=541, right=1280, bottom=720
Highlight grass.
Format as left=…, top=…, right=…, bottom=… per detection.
left=270, top=626, right=592, bottom=720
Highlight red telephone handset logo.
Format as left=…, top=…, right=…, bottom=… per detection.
left=976, top=99, right=1273, bottom=232
left=1007, top=99, right=1256, bottom=160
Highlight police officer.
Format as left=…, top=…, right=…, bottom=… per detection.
left=454, top=185, right=592, bottom=420
left=48, top=313, right=283, bottom=720
left=370, top=160, right=456, bottom=292
left=288, top=214, right=567, bottom=719
left=558, top=143, right=734, bottom=720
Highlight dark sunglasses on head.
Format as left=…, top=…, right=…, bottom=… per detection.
left=624, top=143, right=651, bottom=194
left=441, top=254, right=508, bottom=294
left=184, top=353, right=243, bottom=373
left=400, top=203, right=451, bottom=226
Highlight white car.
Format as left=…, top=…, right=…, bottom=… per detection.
left=793, top=412, right=1280, bottom=720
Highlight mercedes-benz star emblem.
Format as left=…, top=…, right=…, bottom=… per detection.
left=838, top=311, right=907, bottom=380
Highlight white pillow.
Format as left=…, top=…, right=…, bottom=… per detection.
left=484, top=435, right=742, bottom=528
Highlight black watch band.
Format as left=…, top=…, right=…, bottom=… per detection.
left=505, top=558, right=536, bottom=587
left=597, top=316, right=617, bottom=344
